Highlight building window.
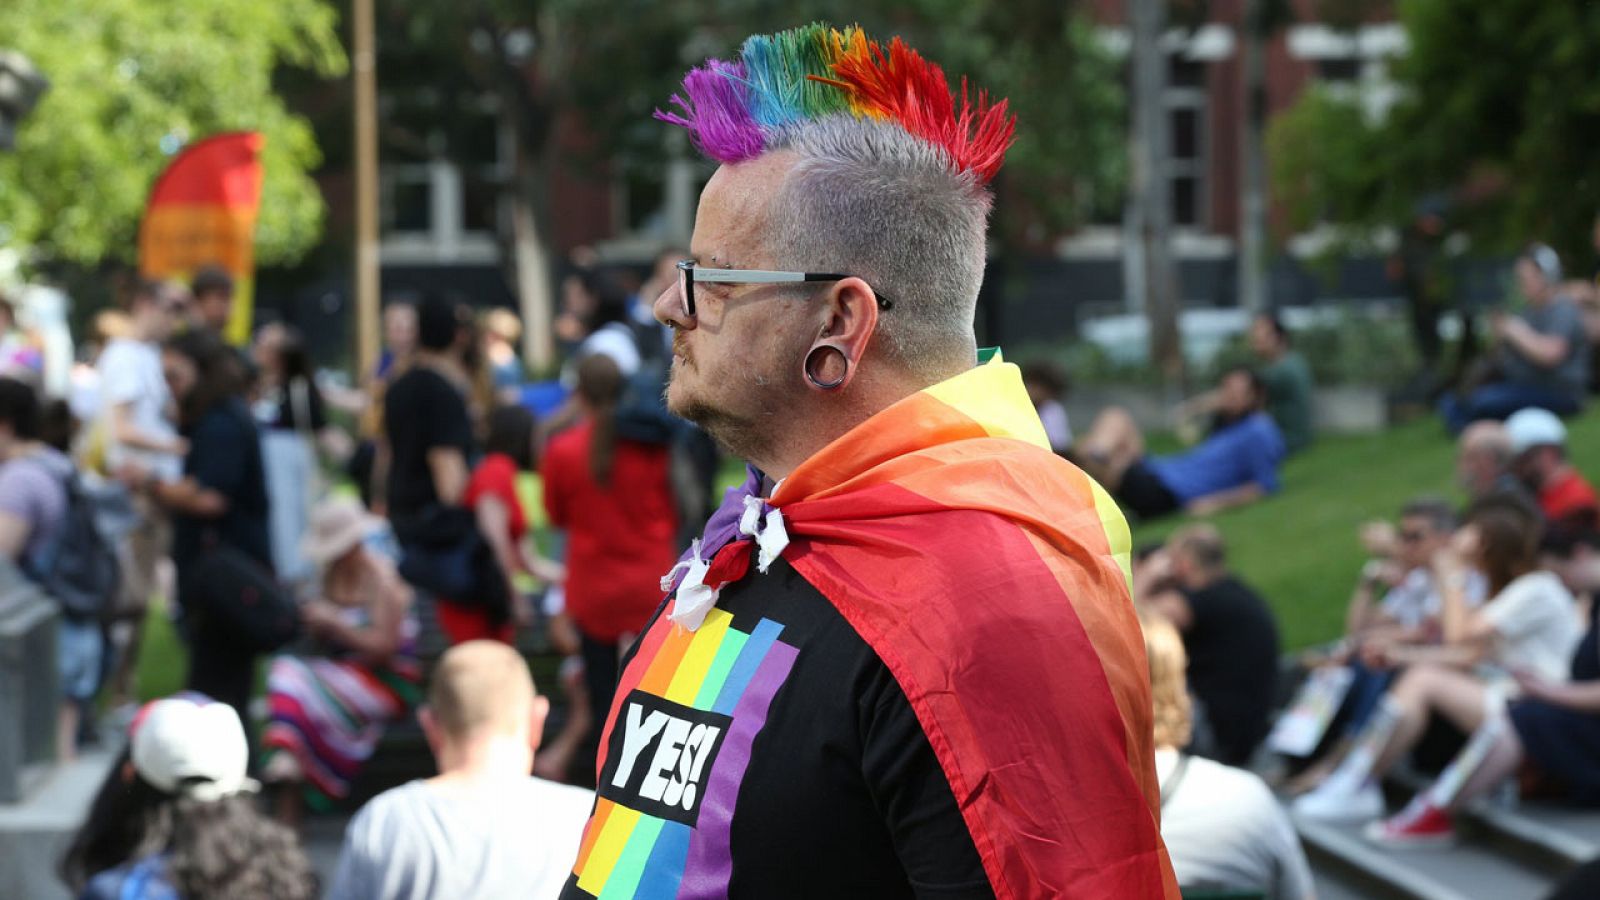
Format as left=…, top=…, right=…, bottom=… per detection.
left=1166, top=54, right=1207, bottom=228
left=384, top=169, right=432, bottom=233
left=379, top=100, right=507, bottom=247
left=1317, top=56, right=1362, bottom=83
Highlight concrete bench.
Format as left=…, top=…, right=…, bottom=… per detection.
left=0, top=563, right=58, bottom=805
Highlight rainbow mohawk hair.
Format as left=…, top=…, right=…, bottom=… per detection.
left=656, top=23, right=1016, bottom=184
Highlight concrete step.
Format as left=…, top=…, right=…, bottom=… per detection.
left=1463, top=802, right=1600, bottom=873
left=1297, top=814, right=1559, bottom=900
left=0, top=746, right=119, bottom=900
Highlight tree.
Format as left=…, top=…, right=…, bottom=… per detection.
left=1270, top=0, right=1600, bottom=266
left=0, top=0, right=345, bottom=273
left=366, top=2, right=1127, bottom=369
left=556, top=2, right=1129, bottom=246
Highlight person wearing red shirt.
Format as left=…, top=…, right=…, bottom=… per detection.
left=1507, top=407, right=1599, bottom=531
left=441, top=404, right=563, bottom=645
left=542, top=354, right=678, bottom=747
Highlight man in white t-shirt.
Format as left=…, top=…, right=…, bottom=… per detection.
left=97, top=279, right=185, bottom=708
left=99, top=280, right=185, bottom=479
left=328, top=640, right=594, bottom=900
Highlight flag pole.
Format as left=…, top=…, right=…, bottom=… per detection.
left=353, top=0, right=380, bottom=377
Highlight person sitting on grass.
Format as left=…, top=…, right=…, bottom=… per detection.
left=1020, top=359, right=1072, bottom=453
left=59, top=693, right=316, bottom=900
left=1138, top=524, right=1282, bottom=766
left=1294, top=502, right=1584, bottom=823
left=1505, top=406, right=1599, bottom=532
left=326, top=640, right=593, bottom=900
left=1282, top=499, right=1485, bottom=791
left=1144, top=613, right=1315, bottom=899
left=1366, top=527, right=1600, bottom=846
left=260, top=498, right=419, bottom=827
left=1456, top=420, right=1534, bottom=507
left=1075, top=366, right=1286, bottom=520
left=1249, top=313, right=1316, bottom=455
left=1440, top=244, right=1590, bottom=433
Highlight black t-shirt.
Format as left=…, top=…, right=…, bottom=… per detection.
left=561, top=558, right=991, bottom=899
left=1182, top=575, right=1281, bottom=766
left=171, top=399, right=272, bottom=572
left=383, top=366, right=474, bottom=524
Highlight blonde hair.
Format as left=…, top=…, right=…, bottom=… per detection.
left=427, top=640, right=535, bottom=740
left=1141, top=612, right=1193, bottom=750
left=482, top=308, right=522, bottom=343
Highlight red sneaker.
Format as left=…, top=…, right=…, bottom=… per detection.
left=1364, top=797, right=1456, bottom=848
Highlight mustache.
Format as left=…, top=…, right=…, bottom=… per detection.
left=672, top=335, right=692, bottom=364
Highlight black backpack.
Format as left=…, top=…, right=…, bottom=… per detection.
left=27, top=470, right=121, bottom=621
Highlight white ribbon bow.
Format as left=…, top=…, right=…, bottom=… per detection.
left=738, top=496, right=791, bottom=574
left=664, top=539, right=718, bottom=631
left=661, top=502, right=792, bottom=632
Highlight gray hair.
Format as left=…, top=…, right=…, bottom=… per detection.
left=766, top=115, right=991, bottom=381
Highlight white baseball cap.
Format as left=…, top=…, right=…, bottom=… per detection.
left=130, top=694, right=258, bottom=801
left=1505, top=407, right=1567, bottom=454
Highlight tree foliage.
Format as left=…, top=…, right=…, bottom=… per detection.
left=382, top=1, right=1128, bottom=248
left=567, top=1, right=1130, bottom=241
left=1269, top=0, right=1600, bottom=262
left=0, top=0, right=345, bottom=271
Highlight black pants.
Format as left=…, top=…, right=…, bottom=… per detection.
left=178, top=583, right=258, bottom=751
left=580, top=631, right=622, bottom=740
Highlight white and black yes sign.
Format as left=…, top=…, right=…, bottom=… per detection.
left=599, top=691, right=732, bottom=826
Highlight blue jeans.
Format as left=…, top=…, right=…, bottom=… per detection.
left=1439, top=380, right=1581, bottom=434
left=1343, top=659, right=1395, bottom=735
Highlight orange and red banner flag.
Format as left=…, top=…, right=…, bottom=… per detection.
left=138, top=131, right=264, bottom=345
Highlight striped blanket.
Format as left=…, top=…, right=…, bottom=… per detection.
left=262, top=638, right=422, bottom=809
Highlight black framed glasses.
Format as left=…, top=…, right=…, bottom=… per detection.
left=675, top=260, right=893, bottom=318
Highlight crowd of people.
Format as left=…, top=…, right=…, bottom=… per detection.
left=1126, top=396, right=1598, bottom=871
left=8, top=19, right=1600, bottom=900
left=0, top=229, right=719, bottom=892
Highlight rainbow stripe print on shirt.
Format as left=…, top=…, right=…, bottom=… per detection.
left=565, top=606, right=798, bottom=898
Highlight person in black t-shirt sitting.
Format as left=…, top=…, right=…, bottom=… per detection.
left=1139, top=524, right=1282, bottom=766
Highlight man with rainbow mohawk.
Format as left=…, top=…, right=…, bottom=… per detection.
left=563, top=23, right=1177, bottom=899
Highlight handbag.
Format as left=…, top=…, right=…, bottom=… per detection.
left=181, top=542, right=301, bottom=653
left=395, top=504, right=510, bottom=623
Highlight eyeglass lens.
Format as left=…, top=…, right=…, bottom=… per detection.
left=678, top=263, right=696, bottom=317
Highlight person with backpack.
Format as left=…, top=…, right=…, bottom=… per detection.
left=0, top=376, right=113, bottom=761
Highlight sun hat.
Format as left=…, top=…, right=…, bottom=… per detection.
left=301, top=496, right=380, bottom=567
left=1505, top=407, right=1567, bottom=454
left=129, top=694, right=258, bottom=801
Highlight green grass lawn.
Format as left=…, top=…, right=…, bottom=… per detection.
left=133, top=409, right=1600, bottom=699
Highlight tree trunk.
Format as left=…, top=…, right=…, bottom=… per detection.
left=1238, top=0, right=1269, bottom=314
left=509, top=141, right=555, bottom=375
left=1130, top=0, right=1185, bottom=389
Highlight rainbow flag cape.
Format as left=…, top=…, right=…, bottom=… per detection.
left=138, top=132, right=264, bottom=345
left=574, top=358, right=1177, bottom=898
